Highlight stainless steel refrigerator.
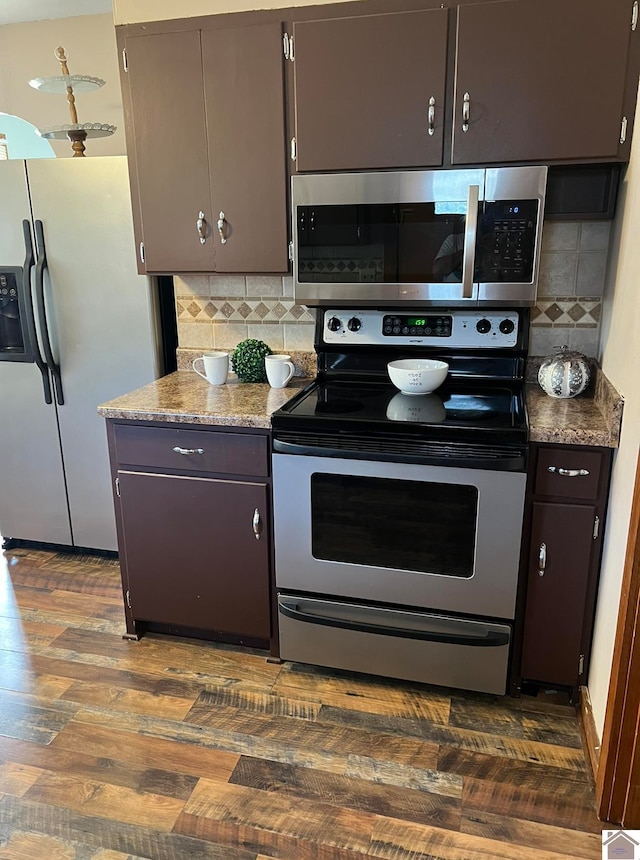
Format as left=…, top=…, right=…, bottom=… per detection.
left=0, top=156, right=162, bottom=552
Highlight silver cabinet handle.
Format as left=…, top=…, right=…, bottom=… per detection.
left=547, top=466, right=590, bottom=477
left=462, top=92, right=470, bottom=133
left=173, top=446, right=205, bottom=455
left=217, top=211, right=227, bottom=245
left=197, top=211, right=207, bottom=244
left=252, top=507, right=262, bottom=540
left=139, top=241, right=145, bottom=264
left=538, top=542, right=547, bottom=577
left=428, top=96, right=436, bottom=136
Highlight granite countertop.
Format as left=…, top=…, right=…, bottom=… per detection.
left=97, top=372, right=310, bottom=429
left=99, top=366, right=624, bottom=448
left=526, top=368, right=623, bottom=447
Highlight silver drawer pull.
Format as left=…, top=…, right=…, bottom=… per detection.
left=252, top=507, right=262, bottom=540
left=173, top=446, right=205, bottom=455
left=547, top=466, right=590, bottom=477
left=538, top=542, right=547, bottom=577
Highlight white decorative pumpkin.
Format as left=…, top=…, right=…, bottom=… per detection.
left=538, top=346, right=591, bottom=399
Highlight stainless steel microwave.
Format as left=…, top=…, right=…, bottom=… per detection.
left=292, top=166, right=548, bottom=308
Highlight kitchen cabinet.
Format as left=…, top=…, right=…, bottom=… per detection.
left=519, top=443, right=613, bottom=700
left=291, top=8, right=448, bottom=172
left=120, top=23, right=288, bottom=274
left=106, top=421, right=272, bottom=645
left=451, top=0, right=634, bottom=165
left=289, top=0, right=636, bottom=172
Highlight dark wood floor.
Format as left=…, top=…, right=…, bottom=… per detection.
left=0, top=543, right=606, bottom=859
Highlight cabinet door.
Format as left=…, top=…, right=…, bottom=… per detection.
left=521, top=501, right=595, bottom=687
left=118, top=470, right=270, bottom=639
left=293, top=8, right=448, bottom=172
left=452, top=0, right=631, bottom=164
left=125, top=31, right=216, bottom=272
left=202, top=24, right=288, bottom=272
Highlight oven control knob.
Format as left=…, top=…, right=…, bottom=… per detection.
left=327, top=316, right=342, bottom=332
left=476, top=318, right=492, bottom=334
left=347, top=316, right=362, bottom=332
left=499, top=318, right=515, bottom=335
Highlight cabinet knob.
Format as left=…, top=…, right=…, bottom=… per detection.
left=428, top=96, right=436, bottom=137
left=217, top=211, right=228, bottom=245
left=538, top=542, right=547, bottom=577
left=196, top=211, right=207, bottom=245
left=252, top=507, right=262, bottom=540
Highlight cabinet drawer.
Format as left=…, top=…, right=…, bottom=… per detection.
left=534, top=448, right=602, bottom=500
left=114, top=424, right=269, bottom=476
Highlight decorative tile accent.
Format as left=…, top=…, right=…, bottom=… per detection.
left=545, top=303, right=564, bottom=322
left=568, top=304, right=586, bottom=322
left=532, top=298, right=602, bottom=328
left=176, top=297, right=315, bottom=325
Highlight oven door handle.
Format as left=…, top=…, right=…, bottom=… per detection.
left=278, top=599, right=509, bottom=648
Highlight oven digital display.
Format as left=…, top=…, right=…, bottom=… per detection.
left=382, top=314, right=452, bottom=337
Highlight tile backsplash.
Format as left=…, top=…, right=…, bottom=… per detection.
left=174, top=220, right=610, bottom=361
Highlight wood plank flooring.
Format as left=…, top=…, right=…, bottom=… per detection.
left=0, top=543, right=607, bottom=859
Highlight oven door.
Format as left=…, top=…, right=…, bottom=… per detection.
left=272, top=453, right=526, bottom=620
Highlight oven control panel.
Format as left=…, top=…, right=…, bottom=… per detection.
left=322, top=309, right=520, bottom=348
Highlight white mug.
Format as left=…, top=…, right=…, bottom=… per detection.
left=192, top=352, right=229, bottom=385
left=265, top=354, right=295, bottom=389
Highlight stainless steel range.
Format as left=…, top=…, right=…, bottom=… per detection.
left=271, top=307, right=530, bottom=695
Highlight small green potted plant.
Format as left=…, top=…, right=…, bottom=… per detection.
left=230, top=339, right=273, bottom=383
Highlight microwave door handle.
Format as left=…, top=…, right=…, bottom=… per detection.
left=462, top=184, right=479, bottom=299
left=34, top=220, right=64, bottom=406
left=22, top=220, right=52, bottom=405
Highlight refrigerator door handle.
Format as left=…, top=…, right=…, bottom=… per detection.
left=22, top=220, right=52, bottom=405
left=34, top=220, right=64, bottom=406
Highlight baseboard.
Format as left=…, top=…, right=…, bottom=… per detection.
left=579, top=684, right=601, bottom=783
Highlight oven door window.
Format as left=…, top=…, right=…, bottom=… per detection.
left=311, top=474, right=478, bottom=577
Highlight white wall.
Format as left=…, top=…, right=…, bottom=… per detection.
left=589, top=86, right=640, bottom=738
left=0, top=13, right=124, bottom=157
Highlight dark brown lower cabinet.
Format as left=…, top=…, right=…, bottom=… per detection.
left=118, top=471, right=270, bottom=639
left=521, top=501, right=596, bottom=687
left=106, top=421, right=272, bottom=647
left=518, top=443, right=613, bottom=700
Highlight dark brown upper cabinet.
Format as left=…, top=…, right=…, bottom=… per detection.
left=452, top=0, right=634, bottom=165
left=291, top=8, right=449, bottom=172
left=122, top=23, right=288, bottom=274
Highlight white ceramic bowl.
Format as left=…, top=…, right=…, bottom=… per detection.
left=387, top=359, right=449, bottom=395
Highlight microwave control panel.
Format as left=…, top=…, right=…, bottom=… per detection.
left=322, top=309, right=520, bottom=348
left=477, top=199, right=539, bottom=283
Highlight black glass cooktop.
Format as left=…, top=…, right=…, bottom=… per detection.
left=273, top=378, right=526, bottom=438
